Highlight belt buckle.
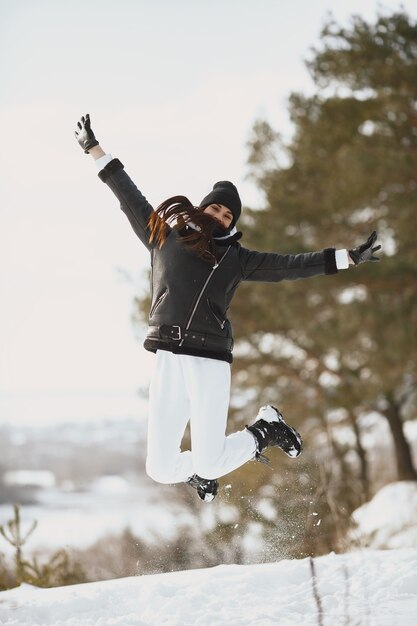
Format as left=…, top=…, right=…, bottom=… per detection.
left=170, top=325, right=182, bottom=341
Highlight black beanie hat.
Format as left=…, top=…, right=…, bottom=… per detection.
left=199, top=181, right=242, bottom=229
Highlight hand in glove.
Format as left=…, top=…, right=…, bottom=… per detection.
left=349, top=231, right=381, bottom=265
left=74, top=113, right=99, bottom=154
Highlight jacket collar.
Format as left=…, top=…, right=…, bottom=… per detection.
left=215, top=229, right=243, bottom=243
left=185, top=221, right=242, bottom=243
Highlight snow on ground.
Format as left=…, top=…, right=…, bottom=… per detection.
left=1, top=548, right=416, bottom=626
left=349, top=481, right=417, bottom=550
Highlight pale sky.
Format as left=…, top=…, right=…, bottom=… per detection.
left=0, top=0, right=413, bottom=423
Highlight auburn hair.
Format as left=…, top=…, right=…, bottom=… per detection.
left=147, top=196, right=226, bottom=263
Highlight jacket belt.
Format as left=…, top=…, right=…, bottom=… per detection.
left=147, top=325, right=233, bottom=351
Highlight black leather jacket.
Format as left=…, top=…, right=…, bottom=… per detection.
left=98, top=158, right=339, bottom=363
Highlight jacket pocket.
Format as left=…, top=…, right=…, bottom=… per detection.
left=207, top=298, right=226, bottom=329
left=150, top=289, right=168, bottom=317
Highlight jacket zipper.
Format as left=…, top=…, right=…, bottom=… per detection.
left=179, top=246, right=231, bottom=346
left=207, top=298, right=225, bottom=329
left=150, top=289, right=168, bottom=317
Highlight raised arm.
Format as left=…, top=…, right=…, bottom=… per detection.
left=74, top=114, right=156, bottom=250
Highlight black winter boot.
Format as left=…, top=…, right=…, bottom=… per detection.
left=186, top=474, right=219, bottom=502
left=246, top=405, right=303, bottom=460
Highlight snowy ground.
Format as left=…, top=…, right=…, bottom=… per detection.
left=1, top=548, right=416, bottom=626
left=349, top=481, right=417, bottom=549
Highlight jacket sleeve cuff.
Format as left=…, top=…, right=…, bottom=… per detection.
left=98, top=158, right=124, bottom=182
left=323, top=247, right=338, bottom=275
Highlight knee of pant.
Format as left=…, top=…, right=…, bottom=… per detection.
left=193, top=447, right=224, bottom=480
left=145, top=457, right=176, bottom=485
left=193, top=460, right=219, bottom=481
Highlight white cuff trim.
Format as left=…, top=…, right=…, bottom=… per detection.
left=335, top=249, right=349, bottom=270
left=95, top=153, right=113, bottom=170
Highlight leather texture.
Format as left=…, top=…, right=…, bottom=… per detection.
left=98, top=158, right=338, bottom=362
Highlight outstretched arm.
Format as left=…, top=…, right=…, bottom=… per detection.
left=74, top=114, right=156, bottom=250
left=238, top=231, right=380, bottom=283
left=239, top=246, right=341, bottom=282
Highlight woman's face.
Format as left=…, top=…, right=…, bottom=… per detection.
left=203, top=204, right=233, bottom=230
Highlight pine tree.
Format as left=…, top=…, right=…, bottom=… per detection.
left=0, top=505, right=86, bottom=589
left=233, top=9, right=417, bottom=485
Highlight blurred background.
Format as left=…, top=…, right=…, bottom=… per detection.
left=1, top=0, right=416, bottom=588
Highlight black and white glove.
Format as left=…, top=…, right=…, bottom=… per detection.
left=349, top=231, right=381, bottom=265
left=74, top=113, right=99, bottom=154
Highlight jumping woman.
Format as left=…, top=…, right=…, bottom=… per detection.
left=75, top=114, right=381, bottom=502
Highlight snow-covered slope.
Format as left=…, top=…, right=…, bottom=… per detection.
left=349, top=481, right=417, bottom=549
left=1, top=549, right=416, bottom=626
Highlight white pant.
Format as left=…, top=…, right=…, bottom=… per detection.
left=145, top=350, right=257, bottom=484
